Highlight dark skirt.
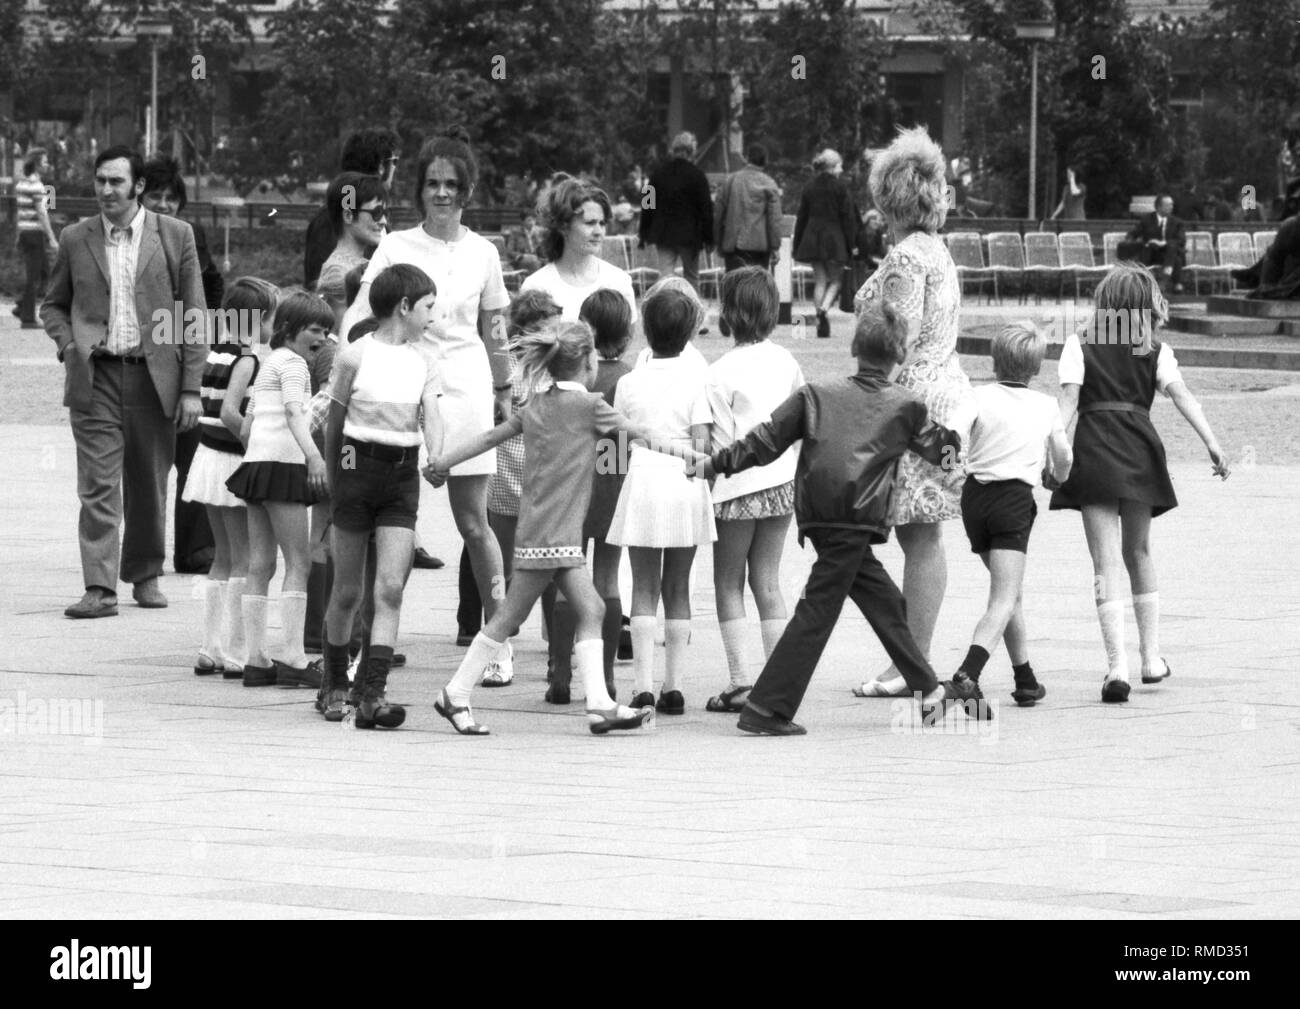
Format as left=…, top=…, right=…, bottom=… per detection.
left=226, top=460, right=320, bottom=506
left=1050, top=411, right=1177, bottom=516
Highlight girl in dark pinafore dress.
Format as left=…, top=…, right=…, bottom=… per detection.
left=1050, top=264, right=1229, bottom=703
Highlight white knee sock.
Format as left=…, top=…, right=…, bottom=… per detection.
left=242, top=594, right=269, bottom=667
left=663, top=619, right=690, bottom=694
left=202, top=579, right=225, bottom=662
left=1096, top=600, right=1129, bottom=681
left=1132, top=592, right=1164, bottom=676
left=222, top=577, right=247, bottom=667
left=577, top=638, right=612, bottom=709
left=447, top=631, right=503, bottom=707
left=278, top=590, right=308, bottom=668
left=760, top=618, right=785, bottom=660
left=631, top=615, right=657, bottom=695
left=719, top=619, right=753, bottom=687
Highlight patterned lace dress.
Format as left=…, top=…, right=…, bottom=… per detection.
left=854, top=229, right=974, bottom=525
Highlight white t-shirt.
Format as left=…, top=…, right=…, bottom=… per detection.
left=705, top=340, right=805, bottom=503
left=520, top=260, right=638, bottom=324
left=1058, top=332, right=1182, bottom=392
left=330, top=336, right=443, bottom=448
left=635, top=340, right=708, bottom=376
left=967, top=383, right=1065, bottom=486
left=614, top=355, right=711, bottom=467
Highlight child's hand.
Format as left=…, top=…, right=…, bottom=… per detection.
left=1208, top=445, right=1230, bottom=480
left=1040, top=464, right=1061, bottom=492
left=422, top=460, right=449, bottom=488
left=306, top=455, right=328, bottom=497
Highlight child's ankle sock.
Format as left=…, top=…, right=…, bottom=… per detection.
left=278, top=590, right=309, bottom=668
left=222, top=577, right=247, bottom=666
left=446, top=632, right=503, bottom=707
left=630, top=616, right=656, bottom=695
left=958, top=644, right=990, bottom=681
left=1012, top=661, right=1037, bottom=688
left=1132, top=592, right=1165, bottom=676
left=202, top=578, right=225, bottom=662
left=324, top=640, right=351, bottom=690
left=600, top=597, right=623, bottom=689
left=719, top=619, right=754, bottom=688
left=242, top=594, right=269, bottom=667
left=759, top=619, right=785, bottom=660
left=1096, top=599, right=1130, bottom=681
left=662, top=618, right=690, bottom=694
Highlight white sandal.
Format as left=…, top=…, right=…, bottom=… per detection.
left=853, top=676, right=909, bottom=698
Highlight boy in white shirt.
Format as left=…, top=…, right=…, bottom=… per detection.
left=953, top=322, right=1072, bottom=706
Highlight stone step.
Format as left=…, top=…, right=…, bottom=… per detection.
left=1205, top=294, right=1300, bottom=318
left=1165, top=313, right=1285, bottom=337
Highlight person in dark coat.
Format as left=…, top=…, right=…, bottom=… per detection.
left=140, top=155, right=223, bottom=574
left=638, top=131, right=713, bottom=297
left=793, top=148, right=857, bottom=339
left=1127, top=195, right=1186, bottom=292
left=1234, top=213, right=1300, bottom=300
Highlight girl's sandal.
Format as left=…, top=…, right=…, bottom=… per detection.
left=435, top=689, right=490, bottom=735
left=705, top=685, right=751, bottom=713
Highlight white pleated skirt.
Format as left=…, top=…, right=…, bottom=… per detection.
left=183, top=443, right=246, bottom=509
left=607, top=446, right=716, bottom=548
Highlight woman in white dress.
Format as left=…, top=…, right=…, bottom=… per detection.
left=341, top=128, right=512, bottom=635
left=521, top=174, right=637, bottom=322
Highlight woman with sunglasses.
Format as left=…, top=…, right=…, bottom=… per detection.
left=341, top=128, right=512, bottom=673
left=318, top=172, right=389, bottom=333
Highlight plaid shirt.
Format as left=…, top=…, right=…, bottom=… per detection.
left=103, top=206, right=145, bottom=356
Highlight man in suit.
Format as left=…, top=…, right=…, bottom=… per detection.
left=41, top=146, right=207, bottom=619
left=638, top=131, right=714, bottom=294
left=1128, top=195, right=1186, bottom=292
left=713, top=142, right=782, bottom=273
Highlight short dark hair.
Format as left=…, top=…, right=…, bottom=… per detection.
left=414, top=126, right=478, bottom=215
left=94, top=146, right=145, bottom=185
left=340, top=129, right=399, bottom=174
left=720, top=267, right=777, bottom=344
left=579, top=288, right=632, bottom=359
left=746, top=143, right=768, bottom=168
left=369, top=264, right=436, bottom=319
left=507, top=288, right=562, bottom=339
left=271, top=291, right=334, bottom=349
left=22, top=148, right=47, bottom=176
left=343, top=262, right=367, bottom=308
left=641, top=285, right=696, bottom=356
left=141, top=154, right=188, bottom=212
left=852, top=300, right=908, bottom=365
left=326, top=171, right=386, bottom=238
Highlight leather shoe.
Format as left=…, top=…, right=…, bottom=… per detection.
left=132, top=579, right=168, bottom=609
left=412, top=548, right=445, bottom=569
left=737, top=704, right=806, bottom=736
left=65, top=589, right=118, bottom=619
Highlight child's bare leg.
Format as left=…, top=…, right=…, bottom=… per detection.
left=1003, top=592, right=1029, bottom=666
left=1120, top=499, right=1166, bottom=679
left=660, top=547, right=696, bottom=705
left=592, top=539, right=623, bottom=693
left=960, top=549, right=1026, bottom=679
left=628, top=547, right=662, bottom=699
left=1082, top=503, right=1130, bottom=689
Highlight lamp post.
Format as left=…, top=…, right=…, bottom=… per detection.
left=136, top=17, right=173, bottom=156
left=1015, top=20, right=1056, bottom=220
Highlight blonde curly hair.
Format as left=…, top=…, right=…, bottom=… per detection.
left=867, top=126, right=948, bottom=233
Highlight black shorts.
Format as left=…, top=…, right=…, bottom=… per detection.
left=331, top=444, right=420, bottom=533
left=961, top=477, right=1037, bottom=554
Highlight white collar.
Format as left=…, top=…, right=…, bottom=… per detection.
left=103, top=204, right=144, bottom=237
left=554, top=380, right=586, bottom=392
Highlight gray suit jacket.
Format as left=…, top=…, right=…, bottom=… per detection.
left=41, top=210, right=207, bottom=418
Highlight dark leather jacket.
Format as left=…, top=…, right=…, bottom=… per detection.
left=711, top=366, right=961, bottom=544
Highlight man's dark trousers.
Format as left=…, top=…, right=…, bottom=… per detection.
left=18, top=231, right=49, bottom=323
left=749, top=526, right=940, bottom=721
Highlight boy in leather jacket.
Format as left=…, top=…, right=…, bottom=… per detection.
left=699, top=302, right=987, bottom=734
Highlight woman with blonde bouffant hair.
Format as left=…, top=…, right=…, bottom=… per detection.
left=852, top=126, right=977, bottom=699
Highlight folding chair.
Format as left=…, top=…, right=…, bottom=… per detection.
left=1023, top=232, right=1062, bottom=302
left=627, top=240, right=661, bottom=296
left=1102, top=232, right=1127, bottom=266
left=697, top=248, right=724, bottom=301
left=599, top=235, right=629, bottom=271
left=945, top=231, right=996, bottom=303
left=985, top=232, right=1028, bottom=303
left=1182, top=231, right=1228, bottom=296
left=1058, top=232, right=1108, bottom=300
left=1253, top=230, right=1277, bottom=260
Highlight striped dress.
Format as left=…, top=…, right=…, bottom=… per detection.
left=182, top=343, right=259, bottom=508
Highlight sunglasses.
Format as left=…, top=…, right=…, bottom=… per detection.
left=355, top=205, right=388, bottom=221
